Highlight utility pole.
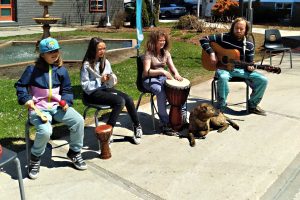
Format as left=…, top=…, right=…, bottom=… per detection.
left=150, top=0, right=154, bottom=27
left=239, top=0, right=244, bottom=17
left=106, top=0, right=111, bottom=26
left=197, top=0, right=201, bottom=18
left=247, top=0, right=253, bottom=33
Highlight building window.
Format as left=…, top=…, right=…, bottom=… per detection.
left=0, top=0, right=14, bottom=21
left=275, top=3, right=292, bottom=19
left=89, top=0, right=106, bottom=12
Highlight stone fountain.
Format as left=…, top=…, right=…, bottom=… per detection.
left=33, top=0, right=61, bottom=39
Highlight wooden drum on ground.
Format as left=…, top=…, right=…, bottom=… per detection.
left=165, top=78, right=190, bottom=131
left=95, top=124, right=112, bottom=159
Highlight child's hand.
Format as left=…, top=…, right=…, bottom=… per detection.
left=61, top=104, right=69, bottom=112
left=101, top=74, right=109, bottom=82
left=59, top=100, right=68, bottom=112
left=25, top=100, right=34, bottom=109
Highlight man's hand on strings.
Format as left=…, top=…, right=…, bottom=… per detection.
left=210, top=53, right=218, bottom=66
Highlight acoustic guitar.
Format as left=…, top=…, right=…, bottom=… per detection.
left=202, top=42, right=281, bottom=74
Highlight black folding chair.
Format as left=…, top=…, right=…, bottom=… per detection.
left=261, top=29, right=292, bottom=68
left=135, top=55, right=158, bottom=131
left=211, top=75, right=250, bottom=113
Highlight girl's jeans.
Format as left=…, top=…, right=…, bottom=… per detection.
left=30, top=106, right=84, bottom=157
left=143, top=76, right=169, bottom=125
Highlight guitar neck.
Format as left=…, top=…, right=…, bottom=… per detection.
left=231, top=60, right=281, bottom=74
left=232, top=60, right=263, bottom=70
left=253, top=64, right=266, bottom=70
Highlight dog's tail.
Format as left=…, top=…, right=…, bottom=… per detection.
left=226, top=118, right=239, bottom=131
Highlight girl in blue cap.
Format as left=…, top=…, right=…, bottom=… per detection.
left=15, top=37, right=87, bottom=179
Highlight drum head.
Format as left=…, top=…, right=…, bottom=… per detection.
left=165, top=77, right=190, bottom=89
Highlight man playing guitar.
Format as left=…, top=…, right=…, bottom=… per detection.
left=200, top=17, right=268, bottom=116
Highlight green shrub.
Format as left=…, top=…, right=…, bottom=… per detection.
left=113, top=10, right=126, bottom=29
left=175, top=15, right=205, bottom=32
left=128, top=0, right=152, bottom=28
left=142, top=0, right=150, bottom=27
left=97, top=15, right=107, bottom=27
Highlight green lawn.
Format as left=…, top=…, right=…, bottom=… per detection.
left=0, top=31, right=213, bottom=150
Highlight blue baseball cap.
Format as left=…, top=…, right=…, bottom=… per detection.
left=39, top=37, right=60, bottom=53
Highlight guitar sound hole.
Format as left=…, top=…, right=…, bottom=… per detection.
left=222, top=56, right=229, bottom=64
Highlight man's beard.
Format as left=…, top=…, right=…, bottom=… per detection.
left=234, top=34, right=244, bottom=41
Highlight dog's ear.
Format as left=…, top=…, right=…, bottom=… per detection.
left=199, top=105, right=207, bottom=113
left=194, top=105, right=202, bottom=115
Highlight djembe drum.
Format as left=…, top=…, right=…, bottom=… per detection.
left=95, top=124, right=112, bottom=159
left=165, top=78, right=190, bottom=131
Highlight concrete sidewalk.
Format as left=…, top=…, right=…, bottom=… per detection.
left=0, top=51, right=300, bottom=199
left=0, top=25, right=77, bottom=37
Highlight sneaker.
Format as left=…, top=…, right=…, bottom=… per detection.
left=133, top=124, right=143, bottom=145
left=28, top=155, right=41, bottom=180
left=67, top=151, right=87, bottom=170
left=249, top=106, right=267, bottom=116
left=162, top=124, right=179, bottom=136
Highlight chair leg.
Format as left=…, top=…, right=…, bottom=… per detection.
left=94, top=109, right=100, bottom=127
left=182, top=100, right=188, bottom=124
left=279, top=51, right=285, bottom=65
left=211, top=80, right=214, bottom=105
left=269, top=51, right=272, bottom=66
left=289, top=50, right=293, bottom=68
left=14, top=158, right=25, bottom=200
left=83, top=106, right=90, bottom=120
left=25, top=120, right=31, bottom=167
left=211, top=80, right=217, bottom=105
left=150, top=94, right=156, bottom=131
left=136, top=93, right=145, bottom=111
left=245, top=82, right=250, bottom=113
left=261, top=50, right=266, bottom=65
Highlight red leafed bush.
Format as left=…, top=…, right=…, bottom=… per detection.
left=212, top=0, right=239, bottom=22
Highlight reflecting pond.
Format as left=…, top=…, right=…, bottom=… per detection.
left=0, top=39, right=133, bottom=66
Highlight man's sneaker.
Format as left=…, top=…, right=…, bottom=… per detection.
left=249, top=106, right=267, bottom=116
left=162, top=124, right=179, bottom=136
left=28, top=155, right=41, bottom=180
left=133, top=124, right=143, bottom=145
left=67, top=151, right=87, bottom=170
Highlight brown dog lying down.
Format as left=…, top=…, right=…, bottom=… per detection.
left=187, top=103, right=239, bottom=147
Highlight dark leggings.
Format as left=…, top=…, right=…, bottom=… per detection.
left=83, top=88, right=140, bottom=127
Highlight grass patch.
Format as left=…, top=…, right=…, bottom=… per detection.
left=5, top=23, right=296, bottom=150
left=180, top=33, right=197, bottom=40
left=0, top=29, right=139, bottom=42
left=0, top=37, right=213, bottom=151
left=170, top=30, right=183, bottom=38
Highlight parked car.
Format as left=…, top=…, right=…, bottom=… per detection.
left=182, top=0, right=201, bottom=15
left=124, top=1, right=135, bottom=25
left=160, top=3, right=187, bottom=18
